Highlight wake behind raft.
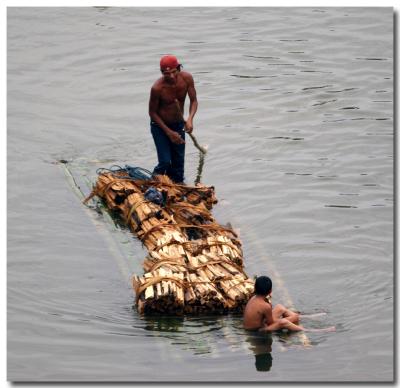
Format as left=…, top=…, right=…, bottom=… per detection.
left=85, top=165, right=254, bottom=314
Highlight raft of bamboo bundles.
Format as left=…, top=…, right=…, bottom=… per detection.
left=85, top=168, right=254, bottom=314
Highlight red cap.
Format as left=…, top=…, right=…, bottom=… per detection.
left=160, top=55, right=179, bottom=71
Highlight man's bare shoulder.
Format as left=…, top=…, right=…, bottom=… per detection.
left=264, top=302, right=272, bottom=311
left=247, top=296, right=271, bottom=309
left=180, top=71, right=194, bottom=83
left=254, top=297, right=272, bottom=311
left=151, top=78, right=164, bottom=92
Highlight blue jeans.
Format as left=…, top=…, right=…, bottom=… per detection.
left=151, top=121, right=185, bottom=183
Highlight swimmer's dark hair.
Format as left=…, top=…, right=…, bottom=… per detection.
left=254, top=276, right=272, bottom=296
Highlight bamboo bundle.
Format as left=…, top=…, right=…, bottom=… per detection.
left=86, top=170, right=254, bottom=314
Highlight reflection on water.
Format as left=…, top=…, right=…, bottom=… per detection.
left=141, top=314, right=226, bottom=355
left=245, top=332, right=273, bottom=372
left=139, top=309, right=328, bottom=372
left=255, top=353, right=273, bottom=372
left=143, top=315, right=185, bottom=334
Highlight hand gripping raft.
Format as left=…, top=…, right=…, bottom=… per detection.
left=85, top=166, right=254, bottom=314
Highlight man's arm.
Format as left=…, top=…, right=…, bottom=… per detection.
left=258, top=302, right=287, bottom=332
left=263, top=303, right=274, bottom=326
left=149, top=86, right=184, bottom=144
left=184, top=73, right=198, bottom=133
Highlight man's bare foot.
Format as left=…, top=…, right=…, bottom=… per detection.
left=300, top=313, right=327, bottom=319
left=304, top=326, right=336, bottom=333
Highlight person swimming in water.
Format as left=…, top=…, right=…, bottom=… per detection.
left=243, top=276, right=335, bottom=333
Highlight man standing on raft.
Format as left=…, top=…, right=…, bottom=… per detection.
left=149, top=55, right=198, bottom=183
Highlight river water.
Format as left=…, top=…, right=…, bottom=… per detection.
left=7, top=7, right=393, bottom=382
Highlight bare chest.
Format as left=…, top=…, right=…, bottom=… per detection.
left=159, top=79, right=188, bottom=105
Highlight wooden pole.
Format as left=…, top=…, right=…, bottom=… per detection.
left=174, top=99, right=207, bottom=155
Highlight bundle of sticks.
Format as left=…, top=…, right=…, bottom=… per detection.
left=85, top=169, right=254, bottom=314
